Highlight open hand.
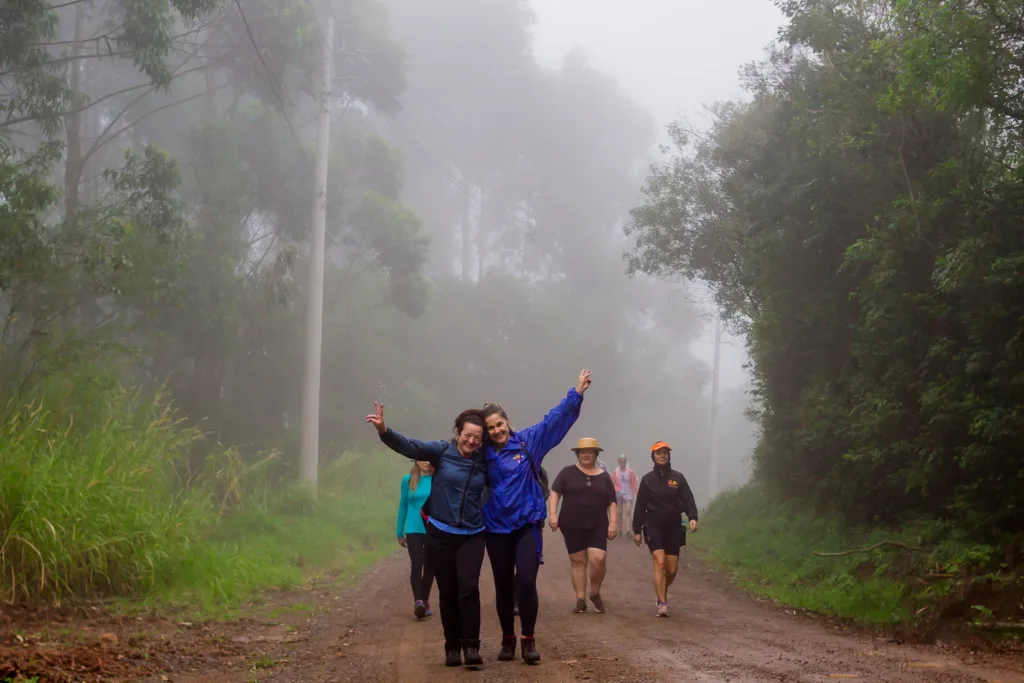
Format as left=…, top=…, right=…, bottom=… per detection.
left=366, top=401, right=386, bottom=434
left=576, top=369, right=592, bottom=394
left=607, top=525, right=618, bottom=541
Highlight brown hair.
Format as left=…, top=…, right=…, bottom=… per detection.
left=453, top=408, right=487, bottom=438
left=481, top=402, right=508, bottom=421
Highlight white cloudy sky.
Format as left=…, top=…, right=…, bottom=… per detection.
left=529, top=0, right=785, bottom=389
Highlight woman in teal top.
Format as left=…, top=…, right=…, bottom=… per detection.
left=398, top=460, right=435, bottom=619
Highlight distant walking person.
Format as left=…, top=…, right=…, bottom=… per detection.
left=632, top=441, right=698, bottom=617
left=397, top=461, right=435, bottom=619
left=368, top=403, right=489, bottom=668
left=548, top=438, right=617, bottom=614
left=612, top=455, right=639, bottom=539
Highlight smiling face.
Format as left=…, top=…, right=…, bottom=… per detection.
left=484, top=411, right=511, bottom=447
left=575, top=448, right=599, bottom=468
left=457, top=422, right=484, bottom=456
left=652, top=447, right=671, bottom=466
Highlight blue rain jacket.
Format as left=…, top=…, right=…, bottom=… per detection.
left=482, top=388, right=584, bottom=534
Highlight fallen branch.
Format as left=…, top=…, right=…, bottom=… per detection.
left=812, top=540, right=926, bottom=557
left=975, top=621, right=1024, bottom=632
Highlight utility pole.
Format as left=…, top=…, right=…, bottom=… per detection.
left=709, top=315, right=722, bottom=500
left=299, top=16, right=334, bottom=487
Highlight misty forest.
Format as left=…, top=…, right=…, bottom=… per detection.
left=2, top=0, right=1024, bottom=680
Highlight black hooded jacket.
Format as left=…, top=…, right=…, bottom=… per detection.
left=631, top=463, right=698, bottom=534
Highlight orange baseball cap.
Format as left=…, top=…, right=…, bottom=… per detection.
left=650, top=441, right=671, bottom=452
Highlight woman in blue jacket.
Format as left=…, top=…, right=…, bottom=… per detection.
left=481, top=368, right=592, bottom=664
left=368, top=402, right=489, bottom=669
left=397, top=460, right=435, bottom=620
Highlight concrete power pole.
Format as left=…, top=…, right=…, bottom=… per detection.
left=299, top=17, right=334, bottom=487
left=709, top=315, right=722, bottom=500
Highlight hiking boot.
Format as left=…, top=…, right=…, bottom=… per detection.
left=463, top=646, right=483, bottom=667
left=423, top=600, right=433, bottom=617
left=445, top=650, right=462, bottom=667
left=521, top=636, right=541, bottom=664
left=589, top=593, right=606, bottom=613
left=656, top=601, right=670, bottom=617
left=414, top=600, right=427, bottom=619
left=572, top=598, right=587, bottom=614
left=497, top=635, right=517, bottom=661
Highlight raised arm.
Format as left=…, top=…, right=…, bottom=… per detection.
left=367, top=401, right=447, bottom=467
left=519, top=369, right=591, bottom=462
left=379, top=429, right=448, bottom=466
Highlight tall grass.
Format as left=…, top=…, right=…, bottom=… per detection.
left=0, top=371, right=406, bottom=608
left=691, top=486, right=1022, bottom=632
left=689, top=486, right=910, bottom=625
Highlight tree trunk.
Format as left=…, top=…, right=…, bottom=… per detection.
left=63, top=2, right=85, bottom=223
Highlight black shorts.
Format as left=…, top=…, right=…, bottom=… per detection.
left=644, top=523, right=685, bottom=556
left=561, top=526, right=608, bottom=554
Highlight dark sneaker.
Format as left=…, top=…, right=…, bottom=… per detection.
left=521, top=637, right=541, bottom=664
left=414, top=600, right=427, bottom=619
left=445, top=650, right=462, bottom=667
left=589, top=594, right=606, bottom=613
left=572, top=598, right=587, bottom=614
left=463, top=647, right=483, bottom=667
left=497, top=636, right=516, bottom=661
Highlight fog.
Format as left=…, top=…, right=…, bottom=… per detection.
left=1, top=0, right=767, bottom=504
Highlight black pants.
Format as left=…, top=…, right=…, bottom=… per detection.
left=425, top=524, right=486, bottom=651
left=486, top=522, right=542, bottom=638
left=405, top=533, right=435, bottom=602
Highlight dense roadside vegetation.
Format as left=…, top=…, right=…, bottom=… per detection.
left=1, top=0, right=731, bottom=612
left=630, top=0, right=1024, bottom=633
left=1, top=368, right=404, bottom=610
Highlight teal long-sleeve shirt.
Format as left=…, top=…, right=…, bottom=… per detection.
left=396, top=473, right=432, bottom=537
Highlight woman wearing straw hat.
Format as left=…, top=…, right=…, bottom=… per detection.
left=548, top=437, right=617, bottom=614
left=632, top=441, right=698, bottom=617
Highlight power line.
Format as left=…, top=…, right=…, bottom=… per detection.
left=395, top=110, right=531, bottom=232
left=232, top=0, right=327, bottom=196
left=382, top=112, right=535, bottom=239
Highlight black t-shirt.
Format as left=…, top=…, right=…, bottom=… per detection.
left=551, top=465, right=616, bottom=530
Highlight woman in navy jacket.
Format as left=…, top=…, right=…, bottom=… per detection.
left=367, top=403, right=489, bottom=669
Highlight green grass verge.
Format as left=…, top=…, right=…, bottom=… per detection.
left=0, top=369, right=406, bottom=614
left=689, top=485, right=1022, bottom=629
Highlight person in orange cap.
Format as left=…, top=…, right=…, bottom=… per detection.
left=548, top=437, right=617, bottom=614
left=631, top=441, right=698, bottom=617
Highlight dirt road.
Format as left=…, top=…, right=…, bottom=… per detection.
left=184, top=537, right=1023, bottom=683
left=6, top=539, right=1023, bottom=682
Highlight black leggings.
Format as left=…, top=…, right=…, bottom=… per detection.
left=425, top=525, right=486, bottom=651
left=486, top=522, right=543, bottom=638
left=405, top=533, right=434, bottom=602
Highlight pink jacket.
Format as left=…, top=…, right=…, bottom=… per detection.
left=611, top=466, right=639, bottom=497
